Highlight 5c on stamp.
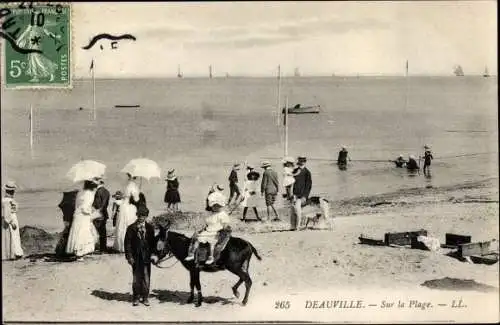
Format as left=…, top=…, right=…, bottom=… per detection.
left=1, top=2, right=71, bottom=89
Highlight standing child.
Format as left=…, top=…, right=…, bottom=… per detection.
left=111, top=191, right=124, bottom=227
left=282, top=157, right=296, bottom=200
left=164, top=169, right=181, bottom=212
left=241, top=166, right=261, bottom=221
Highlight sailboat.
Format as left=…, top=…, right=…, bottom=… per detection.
left=177, top=65, right=183, bottom=78
left=483, top=66, right=490, bottom=78
left=209, top=65, right=213, bottom=79
left=454, top=65, right=464, bottom=77
left=294, top=67, right=301, bottom=77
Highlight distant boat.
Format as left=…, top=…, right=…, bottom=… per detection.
left=209, top=65, right=213, bottom=79
left=177, top=65, right=183, bottom=78
left=282, top=104, right=320, bottom=114
left=294, top=67, right=301, bottom=77
left=483, top=66, right=490, bottom=78
left=454, top=65, right=464, bottom=77
left=115, top=105, right=141, bottom=108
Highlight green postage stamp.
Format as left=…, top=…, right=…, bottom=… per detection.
left=1, top=2, right=71, bottom=88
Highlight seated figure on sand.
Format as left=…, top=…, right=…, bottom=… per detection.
left=185, top=191, right=231, bottom=265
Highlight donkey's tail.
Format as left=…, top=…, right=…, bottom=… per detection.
left=249, top=243, right=262, bottom=261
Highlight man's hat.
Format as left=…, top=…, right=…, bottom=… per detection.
left=424, top=144, right=430, bottom=149
left=232, top=163, right=241, bottom=170
left=261, top=161, right=271, bottom=168
left=136, top=204, right=149, bottom=217
left=246, top=164, right=254, bottom=170
left=4, top=181, right=17, bottom=191
left=297, top=156, right=307, bottom=163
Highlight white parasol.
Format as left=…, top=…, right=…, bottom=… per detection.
left=67, top=160, right=106, bottom=183
left=121, top=158, right=161, bottom=180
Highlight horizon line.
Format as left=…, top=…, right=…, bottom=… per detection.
left=74, top=74, right=497, bottom=80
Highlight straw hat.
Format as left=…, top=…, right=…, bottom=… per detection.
left=4, top=181, right=16, bottom=191
left=341, top=145, right=347, bottom=150
left=282, top=156, right=295, bottom=164
left=398, top=154, right=404, bottom=158
left=166, top=169, right=176, bottom=180
left=424, top=144, right=430, bottom=149
left=208, top=192, right=226, bottom=208
left=232, top=163, right=241, bottom=170
left=261, top=161, right=271, bottom=168
left=409, top=155, right=416, bottom=160
left=246, top=164, right=254, bottom=170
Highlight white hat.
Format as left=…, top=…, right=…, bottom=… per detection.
left=424, top=144, right=430, bottom=149
left=398, top=154, right=403, bottom=158
left=208, top=192, right=226, bottom=208
left=282, top=156, right=295, bottom=164
left=4, top=181, right=17, bottom=190
left=409, top=155, right=416, bottom=159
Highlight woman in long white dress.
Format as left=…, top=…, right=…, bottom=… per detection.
left=66, top=180, right=99, bottom=260
left=113, top=173, right=140, bottom=252
left=2, top=181, right=24, bottom=260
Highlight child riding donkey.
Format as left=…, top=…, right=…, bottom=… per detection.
left=185, top=191, right=231, bottom=265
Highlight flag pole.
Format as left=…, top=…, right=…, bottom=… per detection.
left=284, top=96, right=289, bottom=157
left=92, top=59, right=96, bottom=121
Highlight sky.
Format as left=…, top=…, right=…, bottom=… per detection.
left=70, top=1, right=497, bottom=78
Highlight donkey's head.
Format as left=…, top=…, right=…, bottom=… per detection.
left=151, top=221, right=171, bottom=264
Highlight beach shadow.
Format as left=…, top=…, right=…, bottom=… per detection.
left=26, top=253, right=77, bottom=263
left=421, top=277, right=498, bottom=293
left=91, top=289, right=132, bottom=302
left=152, top=289, right=234, bottom=306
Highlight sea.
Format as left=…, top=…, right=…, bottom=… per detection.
left=1, top=76, right=498, bottom=232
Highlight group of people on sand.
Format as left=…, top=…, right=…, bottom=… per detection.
left=53, top=173, right=148, bottom=261
left=223, top=156, right=327, bottom=231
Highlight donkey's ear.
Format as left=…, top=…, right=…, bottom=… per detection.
left=158, top=225, right=166, bottom=238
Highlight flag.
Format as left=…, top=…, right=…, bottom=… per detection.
left=89, top=59, right=94, bottom=72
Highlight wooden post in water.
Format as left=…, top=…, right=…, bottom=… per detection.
left=276, top=65, right=281, bottom=126
left=92, top=61, right=96, bottom=121
left=285, top=97, right=289, bottom=157
left=29, top=104, right=34, bottom=155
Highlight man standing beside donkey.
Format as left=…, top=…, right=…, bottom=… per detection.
left=125, top=204, right=155, bottom=306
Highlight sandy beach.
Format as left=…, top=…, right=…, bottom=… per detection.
left=2, top=178, right=498, bottom=323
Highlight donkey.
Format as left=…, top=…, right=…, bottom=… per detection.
left=152, top=224, right=262, bottom=307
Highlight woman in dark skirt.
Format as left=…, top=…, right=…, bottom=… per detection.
left=164, top=169, right=181, bottom=212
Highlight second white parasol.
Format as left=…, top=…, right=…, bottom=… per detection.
left=67, top=160, right=106, bottom=183
left=121, top=158, right=161, bottom=180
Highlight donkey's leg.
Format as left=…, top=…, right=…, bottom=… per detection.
left=232, top=279, right=243, bottom=298
left=187, top=269, right=195, bottom=303
left=240, top=258, right=253, bottom=306
left=194, top=270, right=203, bottom=307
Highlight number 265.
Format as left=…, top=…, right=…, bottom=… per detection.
left=275, top=300, right=290, bottom=309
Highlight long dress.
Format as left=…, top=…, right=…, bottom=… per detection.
left=2, top=197, right=24, bottom=260
left=241, top=179, right=259, bottom=208
left=65, top=190, right=99, bottom=257
left=113, top=181, right=140, bottom=252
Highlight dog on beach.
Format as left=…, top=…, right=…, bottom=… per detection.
left=300, top=196, right=333, bottom=229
